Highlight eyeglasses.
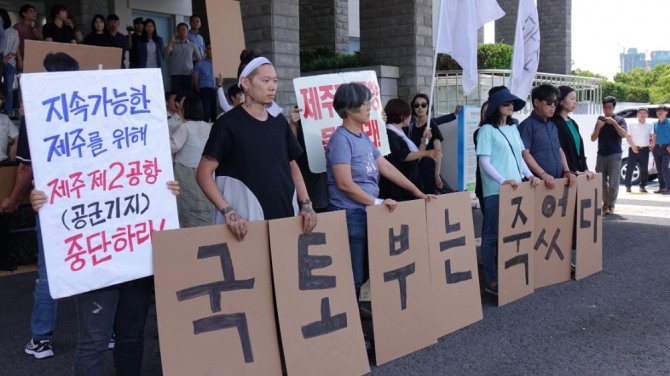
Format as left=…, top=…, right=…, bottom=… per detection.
left=413, top=103, right=428, bottom=108
left=543, top=99, right=560, bottom=107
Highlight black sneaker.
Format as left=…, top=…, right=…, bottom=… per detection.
left=25, top=339, right=54, bottom=359
left=625, top=187, right=631, bottom=193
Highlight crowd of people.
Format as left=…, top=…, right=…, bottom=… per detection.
left=2, top=3, right=670, bottom=375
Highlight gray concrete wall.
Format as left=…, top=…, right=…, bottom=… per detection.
left=300, top=0, right=349, bottom=53
left=359, top=0, right=433, bottom=101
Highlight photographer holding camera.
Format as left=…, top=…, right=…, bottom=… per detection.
left=126, top=17, right=143, bottom=68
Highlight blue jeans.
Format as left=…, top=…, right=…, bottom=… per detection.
left=3, top=63, right=14, bottom=114
left=330, top=206, right=368, bottom=298
left=75, top=277, right=152, bottom=376
left=31, top=215, right=57, bottom=341
left=480, top=195, right=500, bottom=283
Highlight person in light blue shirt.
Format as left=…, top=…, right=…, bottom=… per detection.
left=187, top=15, right=205, bottom=62
left=652, top=105, right=670, bottom=193
left=193, top=44, right=217, bottom=122
left=476, top=86, right=541, bottom=296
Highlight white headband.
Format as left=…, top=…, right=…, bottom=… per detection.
left=237, top=57, right=272, bottom=88
left=237, top=56, right=282, bottom=117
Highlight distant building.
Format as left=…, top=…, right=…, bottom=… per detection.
left=620, top=48, right=646, bottom=73
left=650, top=51, right=670, bottom=69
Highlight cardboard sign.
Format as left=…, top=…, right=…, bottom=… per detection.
left=152, top=222, right=282, bottom=376
left=0, top=165, right=29, bottom=203
left=426, top=192, right=482, bottom=336
left=205, top=0, right=246, bottom=79
left=293, top=71, right=390, bottom=173
left=498, top=182, right=535, bottom=306
left=532, top=179, right=576, bottom=288
left=268, top=212, right=370, bottom=376
left=575, top=174, right=603, bottom=280
left=21, top=69, right=178, bottom=298
left=24, top=40, right=122, bottom=73
left=367, top=199, right=437, bottom=365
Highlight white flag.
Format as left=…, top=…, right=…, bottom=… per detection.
left=509, top=0, right=540, bottom=99
left=435, top=0, right=505, bottom=95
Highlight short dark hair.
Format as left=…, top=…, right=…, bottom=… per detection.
left=0, top=9, right=11, bottom=30
left=176, top=22, right=188, bottom=31
left=531, top=84, right=560, bottom=106
left=43, top=52, right=79, bottom=72
left=602, top=96, right=617, bottom=107
left=182, top=94, right=204, bottom=121
left=227, top=85, right=242, bottom=102
left=107, top=14, right=119, bottom=22
left=165, top=90, right=177, bottom=101
left=19, top=4, right=35, bottom=18
left=384, top=98, right=411, bottom=124
left=133, top=17, right=143, bottom=25
left=50, top=4, right=66, bottom=20
left=190, top=15, right=200, bottom=22
left=333, top=82, right=371, bottom=119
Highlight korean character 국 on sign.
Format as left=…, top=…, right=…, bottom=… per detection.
left=129, top=85, right=151, bottom=115
left=64, top=233, right=86, bottom=271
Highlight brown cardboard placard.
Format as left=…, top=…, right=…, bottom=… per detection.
left=367, top=199, right=438, bottom=365
left=24, top=40, right=123, bottom=73
left=152, top=222, right=282, bottom=376
left=205, top=0, right=246, bottom=79
left=268, top=211, right=370, bottom=376
left=0, top=165, right=30, bottom=204
left=532, top=179, right=576, bottom=288
left=426, top=192, right=482, bottom=337
left=498, top=182, right=535, bottom=306
left=575, top=174, right=603, bottom=280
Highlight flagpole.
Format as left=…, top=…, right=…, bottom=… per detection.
left=426, top=0, right=445, bottom=136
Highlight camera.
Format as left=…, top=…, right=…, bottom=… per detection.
left=126, top=26, right=134, bottom=32
left=598, top=116, right=605, bottom=121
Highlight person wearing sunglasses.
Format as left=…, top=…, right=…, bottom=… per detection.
left=476, top=86, right=541, bottom=296
left=518, top=84, right=577, bottom=190
left=407, top=93, right=461, bottom=195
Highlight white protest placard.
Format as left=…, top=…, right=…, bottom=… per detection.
left=21, top=68, right=179, bottom=299
left=293, top=71, right=390, bottom=173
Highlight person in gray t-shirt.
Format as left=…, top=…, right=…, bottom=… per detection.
left=163, top=22, right=201, bottom=93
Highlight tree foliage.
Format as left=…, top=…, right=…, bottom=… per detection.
left=574, top=64, right=670, bottom=103
left=437, top=43, right=513, bottom=70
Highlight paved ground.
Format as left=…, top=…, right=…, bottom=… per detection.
left=1, top=183, right=670, bottom=375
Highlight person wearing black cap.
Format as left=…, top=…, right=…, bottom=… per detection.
left=624, top=107, right=653, bottom=192
left=652, top=104, right=670, bottom=194
left=476, top=86, right=541, bottom=295
left=591, top=96, right=627, bottom=214
left=519, top=84, right=577, bottom=190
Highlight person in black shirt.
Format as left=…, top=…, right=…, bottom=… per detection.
left=42, top=4, right=75, bottom=44
left=82, top=14, right=114, bottom=47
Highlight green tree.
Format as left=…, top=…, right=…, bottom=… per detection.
left=437, top=43, right=513, bottom=70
